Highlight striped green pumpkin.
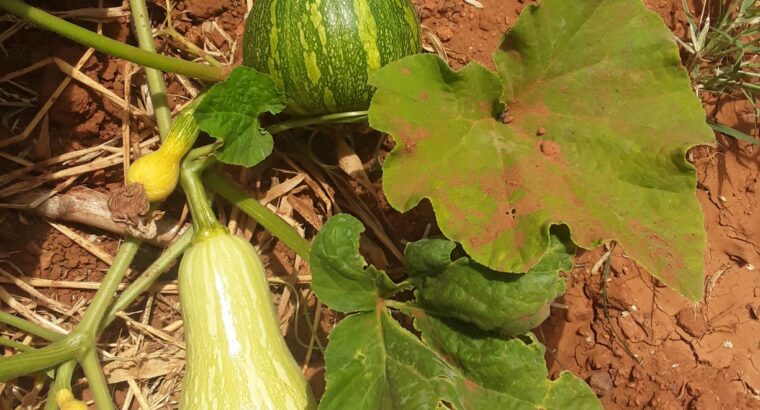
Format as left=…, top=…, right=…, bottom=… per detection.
left=243, top=0, right=421, bottom=116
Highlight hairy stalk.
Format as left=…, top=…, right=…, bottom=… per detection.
left=181, top=147, right=227, bottom=239
left=0, top=0, right=194, bottom=403
left=77, top=238, right=141, bottom=332
left=0, top=0, right=228, bottom=82
left=0, top=333, right=86, bottom=381
left=0, top=237, right=138, bottom=406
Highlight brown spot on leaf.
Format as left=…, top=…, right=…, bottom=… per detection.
left=478, top=100, right=492, bottom=115
left=536, top=140, right=561, bottom=162
left=391, top=119, right=430, bottom=154
left=420, top=91, right=429, bottom=101
left=463, top=379, right=479, bottom=393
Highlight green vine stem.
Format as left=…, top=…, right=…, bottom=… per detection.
left=100, top=227, right=194, bottom=327
left=267, top=111, right=369, bottom=134
left=0, top=228, right=189, bottom=350
left=0, top=337, right=34, bottom=352
left=76, top=238, right=141, bottom=333
left=80, top=350, right=115, bottom=410
left=0, top=311, right=62, bottom=342
left=205, top=169, right=312, bottom=262
left=128, top=0, right=172, bottom=136
left=181, top=148, right=227, bottom=239
left=44, top=360, right=77, bottom=410
left=0, top=237, right=139, bottom=409
left=0, top=333, right=86, bottom=381
left=0, top=0, right=228, bottom=82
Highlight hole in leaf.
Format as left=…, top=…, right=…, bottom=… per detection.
left=438, top=400, right=455, bottom=410
left=516, top=334, right=533, bottom=345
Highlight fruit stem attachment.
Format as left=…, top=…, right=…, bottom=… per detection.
left=180, top=145, right=228, bottom=241
left=0, top=0, right=228, bottom=82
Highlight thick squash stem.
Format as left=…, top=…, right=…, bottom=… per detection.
left=0, top=333, right=86, bottom=381
left=180, top=146, right=228, bottom=241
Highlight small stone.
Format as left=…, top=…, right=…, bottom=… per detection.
left=588, top=371, right=614, bottom=397
left=51, top=253, right=64, bottom=265
left=676, top=308, right=706, bottom=338
left=536, top=127, right=547, bottom=136
left=437, top=26, right=454, bottom=42
left=617, top=314, right=646, bottom=342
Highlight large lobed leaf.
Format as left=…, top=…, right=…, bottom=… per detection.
left=321, top=311, right=601, bottom=410
left=369, top=0, right=714, bottom=300
left=311, top=214, right=601, bottom=409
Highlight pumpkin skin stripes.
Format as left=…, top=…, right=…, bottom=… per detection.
left=244, top=0, right=421, bottom=116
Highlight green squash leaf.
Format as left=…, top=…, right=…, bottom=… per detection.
left=369, top=0, right=714, bottom=300
left=320, top=311, right=464, bottom=410
left=194, top=66, right=285, bottom=167
left=311, top=214, right=400, bottom=313
left=313, top=215, right=599, bottom=409
left=320, top=310, right=601, bottom=410
left=406, top=231, right=571, bottom=336
left=416, top=315, right=602, bottom=409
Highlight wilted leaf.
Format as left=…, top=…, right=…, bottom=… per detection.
left=405, top=231, right=571, bottom=335
left=416, top=315, right=601, bottom=409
